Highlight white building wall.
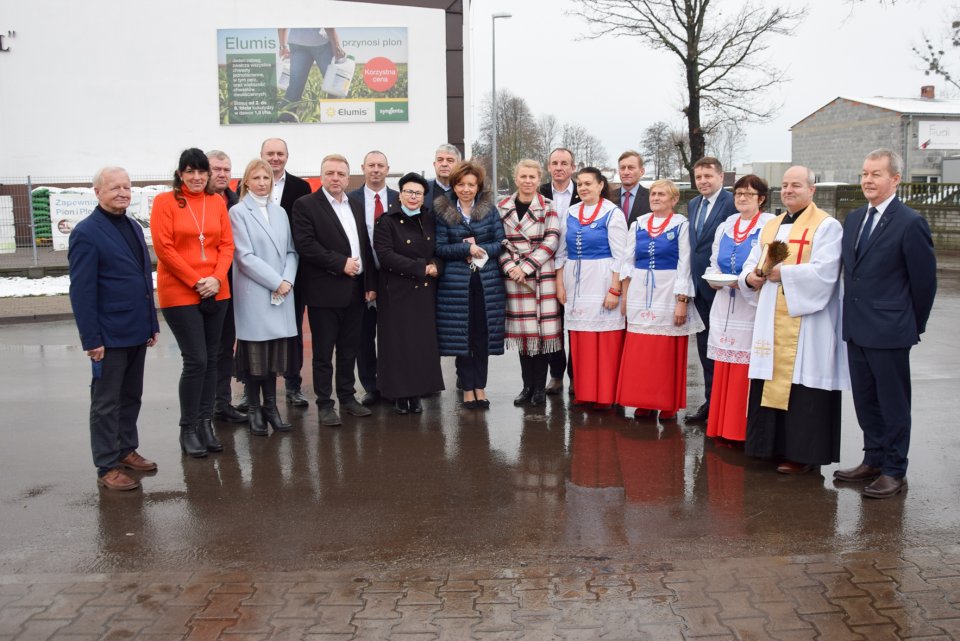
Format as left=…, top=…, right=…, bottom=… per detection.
left=0, top=1, right=448, bottom=178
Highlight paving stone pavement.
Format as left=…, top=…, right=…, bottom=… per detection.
left=2, top=546, right=959, bottom=640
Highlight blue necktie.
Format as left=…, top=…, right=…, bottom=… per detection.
left=695, top=198, right=708, bottom=236
left=856, top=207, right=878, bottom=258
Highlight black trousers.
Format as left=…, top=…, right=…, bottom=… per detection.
left=215, top=297, right=237, bottom=407
left=307, top=281, right=364, bottom=409
left=90, top=344, right=147, bottom=476
left=357, top=302, right=378, bottom=394
left=848, top=342, right=913, bottom=478
left=519, top=353, right=550, bottom=392
left=455, top=272, right=490, bottom=391
left=285, top=298, right=306, bottom=393
left=549, top=303, right=569, bottom=381
left=162, top=301, right=228, bottom=426
left=694, top=294, right=715, bottom=403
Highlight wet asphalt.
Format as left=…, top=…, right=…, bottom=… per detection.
left=1, top=275, right=957, bottom=576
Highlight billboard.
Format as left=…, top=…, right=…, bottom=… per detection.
left=217, top=27, right=409, bottom=125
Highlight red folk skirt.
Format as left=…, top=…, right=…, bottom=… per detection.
left=706, top=361, right=750, bottom=442
left=569, top=330, right=624, bottom=405
left=615, top=333, right=688, bottom=412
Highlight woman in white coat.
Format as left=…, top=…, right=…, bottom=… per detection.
left=229, top=159, right=299, bottom=435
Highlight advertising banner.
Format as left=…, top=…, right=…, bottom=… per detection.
left=49, top=188, right=162, bottom=251
left=217, top=27, right=409, bottom=125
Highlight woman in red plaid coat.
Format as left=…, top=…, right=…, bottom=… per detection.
left=497, top=159, right=563, bottom=406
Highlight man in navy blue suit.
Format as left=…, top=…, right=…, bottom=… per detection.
left=348, top=150, right=400, bottom=405
left=69, top=167, right=160, bottom=491
left=835, top=149, right=937, bottom=499
left=685, top=157, right=737, bottom=422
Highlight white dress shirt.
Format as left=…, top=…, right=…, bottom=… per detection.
left=324, top=188, right=363, bottom=274
left=270, top=172, right=287, bottom=207
left=552, top=181, right=575, bottom=217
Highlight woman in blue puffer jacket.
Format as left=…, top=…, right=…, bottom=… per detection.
left=435, top=160, right=506, bottom=409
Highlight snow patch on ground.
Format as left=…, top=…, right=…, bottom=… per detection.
left=0, top=274, right=158, bottom=298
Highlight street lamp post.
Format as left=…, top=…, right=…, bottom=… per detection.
left=491, top=12, right=511, bottom=197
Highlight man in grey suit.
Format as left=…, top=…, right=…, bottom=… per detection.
left=348, top=150, right=400, bottom=405
left=685, top=156, right=737, bottom=422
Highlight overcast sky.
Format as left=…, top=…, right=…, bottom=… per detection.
left=466, top=0, right=952, bottom=170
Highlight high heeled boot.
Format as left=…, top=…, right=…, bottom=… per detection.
left=261, top=379, right=292, bottom=432
left=246, top=380, right=268, bottom=436
left=198, top=418, right=224, bottom=452
left=179, top=424, right=207, bottom=457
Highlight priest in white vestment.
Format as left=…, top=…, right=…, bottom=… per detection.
left=739, top=166, right=850, bottom=475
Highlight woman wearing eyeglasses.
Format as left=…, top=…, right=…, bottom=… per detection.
left=373, top=172, right=445, bottom=414
left=704, top=174, right=775, bottom=442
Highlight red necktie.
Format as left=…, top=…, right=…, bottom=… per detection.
left=621, top=190, right=631, bottom=218
left=374, top=193, right=384, bottom=220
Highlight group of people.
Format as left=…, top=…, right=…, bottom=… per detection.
left=69, top=141, right=936, bottom=501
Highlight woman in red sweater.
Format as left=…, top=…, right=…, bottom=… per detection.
left=151, top=148, right=235, bottom=458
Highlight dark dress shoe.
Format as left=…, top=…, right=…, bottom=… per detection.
left=685, top=402, right=709, bottom=422
left=120, top=450, right=157, bottom=472
left=834, top=463, right=882, bottom=483
left=462, top=399, right=479, bottom=410
left=286, top=389, right=310, bottom=407
left=544, top=378, right=563, bottom=395
left=408, top=397, right=423, bottom=413
left=214, top=403, right=247, bottom=423
left=340, top=398, right=372, bottom=417
left=863, top=475, right=905, bottom=499
left=360, top=391, right=380, bottom=406
left=530, top=390, right=546, bottom=406
left=513, top=388, right=533, bottom=405
left=776, top=460, right=814, bottom=475
left=319, top=408, right=342, bottom=427
left=477, top=398, right=490, bottom=409
left=394, top=398, right=409, bottom=415
left=198, top=419, right=224, bottom=452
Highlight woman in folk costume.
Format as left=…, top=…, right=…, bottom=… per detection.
left=229, top=159, right=299, bottom=436
left=704, top=175, right=776, bottom=442
left=497, top=159, right=562, bottom=407
left=616, top=179, right=703, bottom=420
left=555, top=167, right=628, bottom=408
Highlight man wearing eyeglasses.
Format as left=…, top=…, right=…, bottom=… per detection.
left=348, top=151, right=399, bottom=406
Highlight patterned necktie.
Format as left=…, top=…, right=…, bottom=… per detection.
left=621, top=190, right=631, bottom=219
left=374, top=193, right=384, bottom=220
left=856, top=206, right=878, bottom=258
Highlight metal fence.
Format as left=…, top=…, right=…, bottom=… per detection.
left=0, top=175, right=169, bottom=275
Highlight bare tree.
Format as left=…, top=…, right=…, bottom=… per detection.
left=914, top=15, right=960, bottom=92
left=561, top=123, right=610, bottom=169
left=571, top=0, right=804, bottom=179
left=535, top=114, right=561, bottom=163
left=705, top=119, right=746, bottom=171
left=670, top=127, right=691, bottom=181
left=475, top=89, right=541, bottom=192
left=640, top=121, right=672, bottom=179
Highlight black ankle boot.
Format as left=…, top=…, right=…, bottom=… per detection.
left=262, top=381, right=292, bottom=432
left=198, top=418, right=224, bottom=452
left=179, top=424, right=207, bottom=458
left=246, top=381, right=268, bottom=436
